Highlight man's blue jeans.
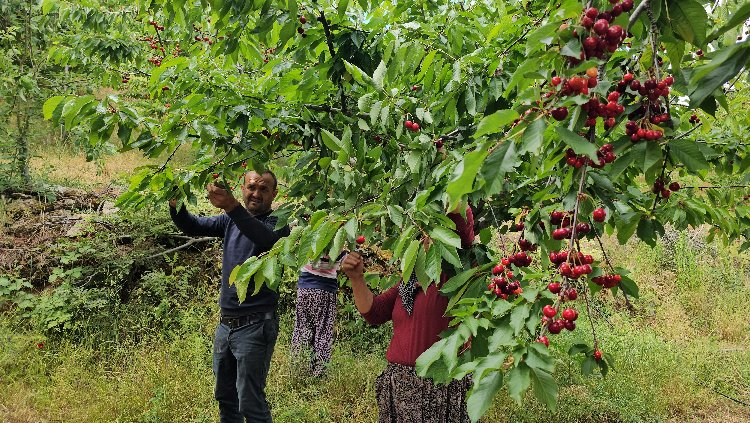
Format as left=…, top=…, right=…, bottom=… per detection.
left=213, top=316, right=279, bottom=423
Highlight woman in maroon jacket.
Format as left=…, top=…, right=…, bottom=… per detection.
left=341, top=207, right=474, bottom=423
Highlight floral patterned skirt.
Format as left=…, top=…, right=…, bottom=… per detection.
left=374, top=362, right=471, bottom=423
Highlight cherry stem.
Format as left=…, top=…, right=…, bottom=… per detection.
left=582, top=276, right=599, bottom=350
left=488, top=203, right=508, bottom=256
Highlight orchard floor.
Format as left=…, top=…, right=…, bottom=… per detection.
left=1, top=143, right=749, bottom=422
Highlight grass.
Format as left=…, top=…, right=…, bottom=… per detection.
left=2, top=134, right=750, bottom=422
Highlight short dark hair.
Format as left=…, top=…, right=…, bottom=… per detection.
left=246, top=169, right=278, bottom=190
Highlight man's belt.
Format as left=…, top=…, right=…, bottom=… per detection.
left=220, top=311, right=276, bottom=329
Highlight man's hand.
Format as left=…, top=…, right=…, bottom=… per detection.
left=341, top=252, right=364, bottom=282
left=207, top=183, right=241, bottom=212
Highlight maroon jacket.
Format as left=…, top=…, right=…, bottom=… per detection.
left=361, top=208, right=474, bottom=367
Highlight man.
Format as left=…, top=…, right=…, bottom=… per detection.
left=169, top=170, right=289, bottom=423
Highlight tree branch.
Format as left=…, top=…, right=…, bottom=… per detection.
left=146, top=236, right=216, bottom=259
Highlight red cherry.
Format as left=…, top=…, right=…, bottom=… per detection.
left=405, top=120, right=413, bottom=129
left=562, top=308, right=578, bottom=321
left=669, top=182, right=681, bottom=191
left=543, top=305, right=557, bottom=318
left=411, top=122, right=420, bottom=131
left=355, top=235, right=366, bottom=245
left=501, top=258, right=511, bottom=266
left=661, top=189, right=672, bottom=198
left=593, top=19, right=609, bottom=36
left=551, top=76, right=562, bottom=86
left=551, top=107, right=569, bottom=121
left=299, top=15, right=307, bottom=24
left=537, top=336, right=550, bottom=347
left=161, top=86, right=169, bottom=91
left=492, top=264, right=505, bottom=275
left=566, top=288, right=578, bottom=300
left=36, top=342, right=44, bottom=349
left=548, top=320, right=564, bottom=334
left=623, top=73, right=634, bottom=82
left=593, top=208, right=606, bottom=222
left=547, top=282, right=562, bottom=294
left=585, top=7, right=598, bottom=19
left=212, top=173, right=219, bottom=179
left=594, top=350, right=603, bottom=360
left=411, top=85, right=420, bottom=91
left=435, top=139, right=444, bottom=149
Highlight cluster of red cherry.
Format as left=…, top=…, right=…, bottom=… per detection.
left=619, top=75, right=675, bottom=142
left=564, top=143, right=617, bottom=169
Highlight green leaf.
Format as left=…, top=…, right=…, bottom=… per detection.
left=556, top=127, right=598, bottom=161
left=328, top=226, right=347, bottom=260
left=616, top=213, right=641, bottom=245
left=637, top=218, right=657, bottom=247
left=568, top=343, right=591, bottom=356
left=344, top=218, right=358, bottom=240
left=430, top=226, right=461, bottom=249
left=507, top=362, right=531, bottom=405
left=706, top=3, right=750, bottom=43
left=230, top=256, right=264, bottom=303
left=619, top=274, right=640, bottom=298
left=400, top=240, right=420, bottom=283
left=467, top=371, right=504, bottom=423
left=474, top=110, right=520, bottom=138
left=313, top=221, right=341, bottom=258
left=519, top=118, right=546, bottom=155
left=440, top=267, right=480, bottom=295
left=43, top=96, right=65, bottom=120
left=643, top=142, right=663, bottom=173
left=344, top=61, right=373, bottom=86
left=582, top=356, right=597, bottom=375
left=609, top=148, right=635, bottom=180
left=320, top=129, right=343, bottom=153
left=425, top=244, right=442, bottom=282
left=480, top=140, right=520, bottom=195
left=446, top=147, right=489, bottom=210
left=666, top=0, right=707, bottom=47
left=530, top=367, right=558, bottom=412
left=415, top=338, right=447, bottom=377
left=526, top=23, right=558, bottom=55
left=688, top=42, right=750, bottom=108
left=669, top=139, right=710, bottom=173
left=372, top=60, right=387, bottom=91
left=260, top=256, right=278, bottom=289
left=510, top=303, right=531, bottom=336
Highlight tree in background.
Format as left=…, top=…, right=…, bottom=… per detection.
left=41, top=0, right=750, bottom=420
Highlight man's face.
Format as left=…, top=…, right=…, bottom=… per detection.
left=241, top=171, right=277, bottom=215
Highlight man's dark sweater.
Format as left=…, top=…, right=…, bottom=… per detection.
left=170, top=205, right=290, bottom=317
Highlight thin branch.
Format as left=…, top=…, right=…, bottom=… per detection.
left=156, top=143, right=182, bottom=174
left=146, top=236, right=216, bottom=259
left=627, top=0, right=650, bottom=32
left=683, top=185, right=750, bottom=190
left=318, top=10, right=347, bottom=114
